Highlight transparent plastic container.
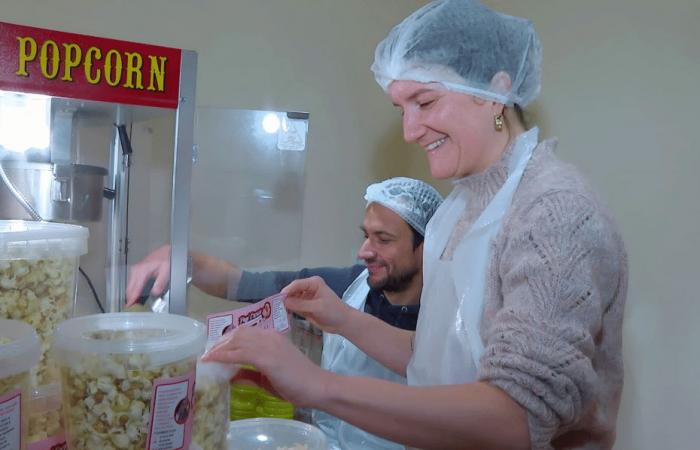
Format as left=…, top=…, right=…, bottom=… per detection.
left=338, top=421, right=405, bottom=450
left=0, top=220, right=88, bottom=387
left=52, top=312, right=207, bottom=450
left=27, top=384, right=66, bottom=450
left=0, top=318, right=40, bottom=450
left=192, top=360, right=233, bottom=450
left=227, top=418, right=328, bottom=450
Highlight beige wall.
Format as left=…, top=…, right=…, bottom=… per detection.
left=3, top=0, right=698, bottom=448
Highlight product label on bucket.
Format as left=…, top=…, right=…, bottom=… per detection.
left=146, top=371, right=195, bottom=450
left=206, top=293, right=289, bottom=347
left=0, top=389, right=21, bottom=450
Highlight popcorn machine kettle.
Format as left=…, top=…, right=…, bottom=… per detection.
left=0, top=21, right=196, bottom=315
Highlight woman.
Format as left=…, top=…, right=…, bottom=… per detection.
left=204, top=1, right=628, bottom=449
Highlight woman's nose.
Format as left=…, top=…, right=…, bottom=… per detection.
left=402, top=110, right=424, bottom=143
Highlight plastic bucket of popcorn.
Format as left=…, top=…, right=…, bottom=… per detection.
left=227, top=418, right=328, bottom=450
left=27, top=384, right=66, bottom=450
left=0, top=318, right=41, bottom=450
left=52, top=312, right=207, bottom=450
left=191, top=359, right=234, bottom=450
left=0, top=220, right=88, bottom=388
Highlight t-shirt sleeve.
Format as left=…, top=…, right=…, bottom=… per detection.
left=233, top=264, right=365, bottom=302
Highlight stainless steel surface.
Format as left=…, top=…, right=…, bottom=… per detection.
left=106, top=115, right=126, bottom=313
left=0, top=161, right=107, bottom=222
left=168, top=50, right=197, bottom=316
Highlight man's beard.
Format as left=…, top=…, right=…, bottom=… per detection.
left=367, top=265, right=419, bottom=292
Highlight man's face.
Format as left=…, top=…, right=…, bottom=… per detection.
left=357, top=203, right=423, bottom=292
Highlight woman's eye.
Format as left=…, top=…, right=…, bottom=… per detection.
left=418, top=99, right=436, bottom=108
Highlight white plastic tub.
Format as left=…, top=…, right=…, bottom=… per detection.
left=0, top=220, right=88, bottom=387
left=53, top=312, right=207, bottom=450
left=0, top=318, right=40, bottom=450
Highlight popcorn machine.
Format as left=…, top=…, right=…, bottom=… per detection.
left=0, top=21, right=196, bottom=315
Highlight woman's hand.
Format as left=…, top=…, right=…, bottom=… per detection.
left=282, top=276, right=356, bottom=335
left=202, top=326, right=331, bottom=407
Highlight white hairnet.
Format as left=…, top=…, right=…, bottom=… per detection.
left=371, top=0, right=542, bottom=107
left=364, top=177, right=443, bottom=236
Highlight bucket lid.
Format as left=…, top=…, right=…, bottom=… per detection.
left=53, top=312, right=207, bottom=367
left=0, top=318, right=40, bottom=379
left=227, top=418, right=328, bottom=450
left=0, top=220, right=88, bottom=259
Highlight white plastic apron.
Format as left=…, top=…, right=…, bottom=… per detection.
left=313, top=269, right=406, bottom=450
left=407, top=128, right=538, bottom=385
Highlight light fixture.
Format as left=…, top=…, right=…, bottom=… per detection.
left=261, top=112, right=281, bottom=134
left=0, top=91, right=51, bottom=153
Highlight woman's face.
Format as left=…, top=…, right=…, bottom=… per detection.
left=388, top=80, right=500, bottom=179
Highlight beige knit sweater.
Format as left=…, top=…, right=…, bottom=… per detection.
left=444, top=137, right=628, bottom=450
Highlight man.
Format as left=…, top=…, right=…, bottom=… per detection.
left=125, top=177, right=442, bottom=448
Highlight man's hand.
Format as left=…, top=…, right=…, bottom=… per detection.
left=125, top=245, right=171, bottom=306
left=282, top=276, right=356, bottom=335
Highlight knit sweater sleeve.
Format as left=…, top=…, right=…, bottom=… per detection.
left=477, top=190, right=624, bottom=449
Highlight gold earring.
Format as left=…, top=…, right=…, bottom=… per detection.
left=494, top=113, right=504, bottom=132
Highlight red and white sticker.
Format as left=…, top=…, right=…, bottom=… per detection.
left=146, top=371, right=195, bottom=450
left=0, top=389, right=22, bottom=450
left=206, top=293, right=289, bottom=347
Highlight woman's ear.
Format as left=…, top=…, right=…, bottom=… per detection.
left=490, top=71, right=512, bottom=96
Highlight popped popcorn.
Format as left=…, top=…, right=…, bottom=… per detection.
left=28, top=408, right=64, bottom=442
left=59, top=341, right=195, bottom=450
left=26, top=383, right=65, bottom=445
left=0, top=258, right=76, bottom=387
left=0, top=370, right=29, bottom=398
left=193, top=362, right=232, bottom=450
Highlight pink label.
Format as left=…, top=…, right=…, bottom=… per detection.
left=146, top=371, right=195, bottom=450
left=27, top=434, right=66, bottom=450
left=0, top=389, right=21, bottom=450
left=206, top=293, right=289, bottom=346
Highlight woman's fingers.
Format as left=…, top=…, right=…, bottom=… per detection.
left=281, top=276, right=324, bottom=298
left=202, top=347, right=243, bottom=364
left=284, top=296, right=318, bottom=314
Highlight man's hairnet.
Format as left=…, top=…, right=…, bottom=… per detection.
left=364, top=177, right=443, bottom=236
left=371, top=0, right=542, bottom=107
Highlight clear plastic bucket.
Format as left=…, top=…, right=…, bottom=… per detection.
left=0, top=318, right=40, bottom=450
left=27, top=384, right=66, bottom=450
left=228, top=418, right=328, bottom=450
left=0, top=220, right=88, bottom=387
left=52, top=312, right=206, bottom=450
left=338, top=421, right=406, bottom=450
left=192, top=360, right=233, bottom=450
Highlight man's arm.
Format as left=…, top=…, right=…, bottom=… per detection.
left=234, top=265, right=365, bottom=302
